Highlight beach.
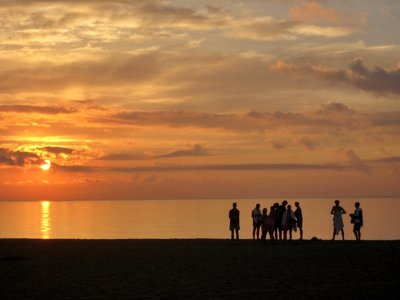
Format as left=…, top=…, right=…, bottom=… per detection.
left=0, top=239, right=399, bottom=299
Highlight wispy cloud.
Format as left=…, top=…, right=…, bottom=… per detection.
left=156, top=144, right=208, bottom=158
left=0, top=105, right=77, bottom=114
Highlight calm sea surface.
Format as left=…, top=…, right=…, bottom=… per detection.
left=0, top=198, right=399, bottom=240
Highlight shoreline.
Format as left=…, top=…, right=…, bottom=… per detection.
left=1, top=239, right=399, bottom=299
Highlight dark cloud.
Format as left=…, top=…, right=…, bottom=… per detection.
left=269, top=140, right=286, bottom=150
left=0, top=105, right=77, bottom=114
left=276, top=58, right=400, bottom=96
left=368, top=156, right=400, bottom=163
left=53, top=161, right=352, bottom=174
left=109, top=109, right=340, bottom=131
left=318, top=102, right=354, bottom=114
left=348, top=57, right=400, bottom=95
left=157, top=144, right=208, bottom=158
left=99, top=144, right=208, bottom=161
left=40, top=146, right=74, bottom=155
left=298, top=137, right=318, bottom=150
left=0, top=148, right=42, bottom=166
left=98, top=153, right=149, bottom=161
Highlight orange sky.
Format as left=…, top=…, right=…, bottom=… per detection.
left=1, top=0, right=399, bottom=200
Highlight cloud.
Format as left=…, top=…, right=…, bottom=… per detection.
left=157, top=144, right=208, bottom=158
left=298, top=137, right=318, bottom=150
left=0, top=148, right=42, bottom=167
left=98, top=153, right=149, bottom=161
left=368, top=156, right=400, bottom=163
left=289, top=1, right=367, bottom=36
left=318, top=102, right=354, bottom=115
left=291, top=1, right=340, bottom=22
left=347, top=57, right=400, bottom=95
left=233, top=17, right=299, bottom=41
left=53, top=162, right=350, bottom=173
left=339, top=149, right=370, bottom=173
left=39, top=146, right=75, bottom=155
left=272, top=58, right=400, bottom=96
left=0, top=54, right=162, bottom=93
left=98, top=144, right=208, bottom=160
left=0, top=105, right=77, bottom=114
left=98, top=105, right=367, bottom=133
left=269, top=140, right=286, bottom=150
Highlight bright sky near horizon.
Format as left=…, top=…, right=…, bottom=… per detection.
left=0, top=0, right=399, bottom=200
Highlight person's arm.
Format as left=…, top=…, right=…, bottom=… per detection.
left=330, top=207, right=334, bottom=214
left=342, top=207, right=346, bottom=214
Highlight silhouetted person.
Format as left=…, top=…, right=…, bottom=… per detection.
left=350, top=202, right=363, bottom=241
left=251, top=203, right=262, bottom=239
left=331, top=200, right=346, bottom=240
left=294, top=201, right=303, bottom=240
left=272, top=203, right=279, bottom=239
left=260, top=208, right=268, bottom=241
left=229, top=202, right=240, bottom=240
left=277, top=200, right=288, bottom=240
left=266, top=206, right=276, bottom=240
left=282, top=205, right=296, bottom=240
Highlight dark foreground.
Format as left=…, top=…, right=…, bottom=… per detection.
left=0, top=239, right=399, bottom=299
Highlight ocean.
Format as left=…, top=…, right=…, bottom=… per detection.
left=0, top=198, right=399, bottom=240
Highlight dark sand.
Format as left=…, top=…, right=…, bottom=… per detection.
left=0, top=239, right=399, bottom=299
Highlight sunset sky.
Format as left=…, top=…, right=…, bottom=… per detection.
left=1, top=0, right=399, bottom=200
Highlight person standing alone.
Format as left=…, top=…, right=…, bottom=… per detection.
left=229, top=202, right=240, bottom=240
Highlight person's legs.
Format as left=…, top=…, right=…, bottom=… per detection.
left=268, top=230, right=274, bottom=240
left=341, top=229, right=345, bottom=240
left=261, top=229, right=266, bottom=241
left=235, top=228, right=239, bottom=240
left=289, top=228, right=293, bottom=240
left=354, top=224, right=361, bottom=241
left=299, top=226, right=303, bottom=240
left=231, top=229, right=234, bottom=240
left=252, top=224, right=256, bottom=239
left=256, top=224, right=261, bottom=239
left=332, top=228, right=336, bottom=240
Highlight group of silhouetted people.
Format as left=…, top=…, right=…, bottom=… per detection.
left=229, top=200, right=363, bottom=241
left=331, top=200, right=363, bottom=241
left=229, top=200, right=303, bottom=241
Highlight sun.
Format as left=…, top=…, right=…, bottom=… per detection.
left=40, top=160, right=51, bottom=171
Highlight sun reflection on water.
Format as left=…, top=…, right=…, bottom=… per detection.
left=40, top=201, right=51, bottom=239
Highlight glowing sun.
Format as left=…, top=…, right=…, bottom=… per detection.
left=40, top=160, right=51, bottom=171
